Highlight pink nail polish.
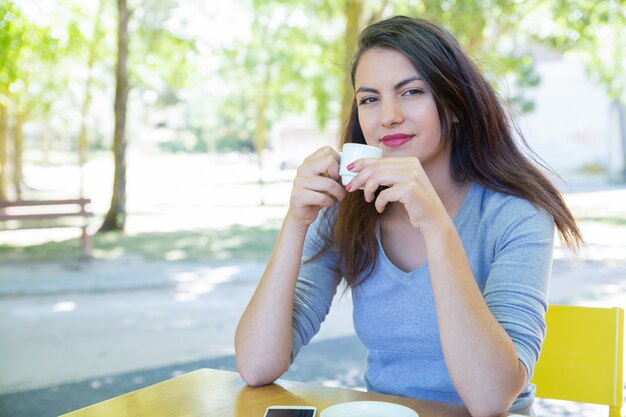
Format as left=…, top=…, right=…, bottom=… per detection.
left=347, top=163, right=355, bottom=171
left=345, top=183, right=352, bottom=191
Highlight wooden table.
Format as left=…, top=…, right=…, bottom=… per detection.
left=60, top=368, right=518, bottom=417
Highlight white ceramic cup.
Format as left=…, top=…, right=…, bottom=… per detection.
left=339, top=143, right=383, bottom=186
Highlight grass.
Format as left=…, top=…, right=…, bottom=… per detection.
left=1, top=213, right=624, bottom=264
left=0, top=223, right=281, bottom=263
left=577, top=217, right=626, bottom=226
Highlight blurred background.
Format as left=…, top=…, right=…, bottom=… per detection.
left=0, top=0, right=625, bottom=416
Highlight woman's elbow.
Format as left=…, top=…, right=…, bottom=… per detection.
left=465, top=365, right=527, bottom=417
left=238, top=369, right=280, bottom=387
left=236, top=359, right=289, bottom=387
left=465, top=394, right=515, bottom=417
left=238, top=370, right=275, bottom=387
left=466, top=404, right=509, bottom=417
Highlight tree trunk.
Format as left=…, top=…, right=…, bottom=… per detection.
left=12, top=111, right=24, bottom=199
left=0, top=102, right=8, bottom=201
left=340, top=0, right=364, bottom=129
left=99, top=0, right=129, bottom=232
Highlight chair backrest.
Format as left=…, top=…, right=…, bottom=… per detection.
left=531, top=305, right=624, bottom=417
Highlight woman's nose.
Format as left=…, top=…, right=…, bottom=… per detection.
left=380, top=99, right=404, bottom=127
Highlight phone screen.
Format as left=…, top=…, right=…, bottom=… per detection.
left=264, top=408, right=315, bottom=417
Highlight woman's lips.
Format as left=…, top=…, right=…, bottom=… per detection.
left=381, top=133, right=414, bottom=147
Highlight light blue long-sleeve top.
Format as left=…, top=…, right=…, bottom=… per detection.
left=290, top=181, right=555, bottom=412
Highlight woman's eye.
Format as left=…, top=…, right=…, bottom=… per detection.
left=359, top=96, right=378, bottom=105
left=403, top=88, right=424, bottom=96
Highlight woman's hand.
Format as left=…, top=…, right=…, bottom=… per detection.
left=287, top=146, right=346, bottom=228
left=345, top=156, right=447, bottom=231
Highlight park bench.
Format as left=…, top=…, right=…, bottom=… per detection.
left=0, top=198, right=93, bottom=258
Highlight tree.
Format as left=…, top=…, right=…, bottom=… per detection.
left=8, top=17, right=64, bottom=199
left=98, top=0, right=198, bottom=231
left=214, top=0, right=544, bottom=205
left=339, top=0, right=364, bottom=125
left=0, top=0, right=64, bottom=200
left=0, top=0, right=25, bottom=200
left=217, top=0, right=345, bottom=202
left=99, top=0, right=130, bottom=232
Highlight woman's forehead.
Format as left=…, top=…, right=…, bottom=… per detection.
left=355, top=48, right=424, bottom=87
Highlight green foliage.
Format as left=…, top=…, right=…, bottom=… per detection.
left=216, top=0, right=343, bottom=151
left=0, top=0, right=98, bottom=140
left=5, top=4, right=85, bottom=77
left=2, top=0, right=624, bottom=159
left=386, top=0, right=545, bottom=112
left=532, top=0, right=626, bottom=103
left=0, top=0, right=27, bottom=92
left=131, top=0, right=199, bottom=94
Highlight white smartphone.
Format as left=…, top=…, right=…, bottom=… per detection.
left=263, top=405, right=317, bottom=417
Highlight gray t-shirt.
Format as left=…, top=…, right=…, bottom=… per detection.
left=290, top=181, right=555, bottom=412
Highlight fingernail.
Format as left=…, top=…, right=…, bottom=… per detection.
left=347, top=163, right=355, bottom=171
left=345, top=183, right=352, bottom=191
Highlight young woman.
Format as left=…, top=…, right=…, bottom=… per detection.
left=235, top=16, right=582, bottom=417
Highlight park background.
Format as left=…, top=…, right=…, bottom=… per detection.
left=0, top=0, right=625, bottom=416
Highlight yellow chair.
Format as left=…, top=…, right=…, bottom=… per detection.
left=532, top=305, right=624, bottom=417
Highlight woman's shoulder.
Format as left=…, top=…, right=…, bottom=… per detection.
left=471, top=182, right=544, bottom=213
left=470, top=182, right=554, bottom=230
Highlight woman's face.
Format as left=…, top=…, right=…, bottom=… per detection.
left=354, top=48, right=449, bottom=172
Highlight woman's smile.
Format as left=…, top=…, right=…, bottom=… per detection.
left=381, top=133, right=414, bottom=147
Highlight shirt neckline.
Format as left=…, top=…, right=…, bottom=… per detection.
left=374, top=181, right=478, bottom=277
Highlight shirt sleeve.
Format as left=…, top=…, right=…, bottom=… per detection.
left=290, top=209, right=343, bottom=363
left=482, top=199, right=555, bottom=380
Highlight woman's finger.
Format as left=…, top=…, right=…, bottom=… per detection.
left=373, top=186, right=394, bottom=213
left=362, top=169, right=414, bottom=202
left=304, top=145, right=339, bottom=162
left=373, top=183, right=413, bottom=214
left=348, top=156, right=419, bottom=173
left=303, top=147, right=340, bottom=170
left=292, top=187, right=336, bottom=209
left=299, top=153, right=341, bottom=180
left=296, top=175, right=346, bottom=202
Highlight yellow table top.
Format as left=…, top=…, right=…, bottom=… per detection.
left=60, top=368, right=517, bottom=417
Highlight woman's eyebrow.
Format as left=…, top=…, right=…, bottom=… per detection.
left=355, top=76, right=423, bottom=95
left=355, top=86, right=379, bottom=94
left=394, top=76, right=423, bottom=90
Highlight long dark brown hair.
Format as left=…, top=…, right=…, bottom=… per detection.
left=320, top=16, right=582, bottom=287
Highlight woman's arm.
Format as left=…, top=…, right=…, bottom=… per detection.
left=424, top=220, right=528, bottom=417
left=235, top=147, right=345, bottom=386
left=235, top=216, right=310, bottom=386
left=424, top=202, right=553, bottom=417
left=347, top=157, right=550, bottom=417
